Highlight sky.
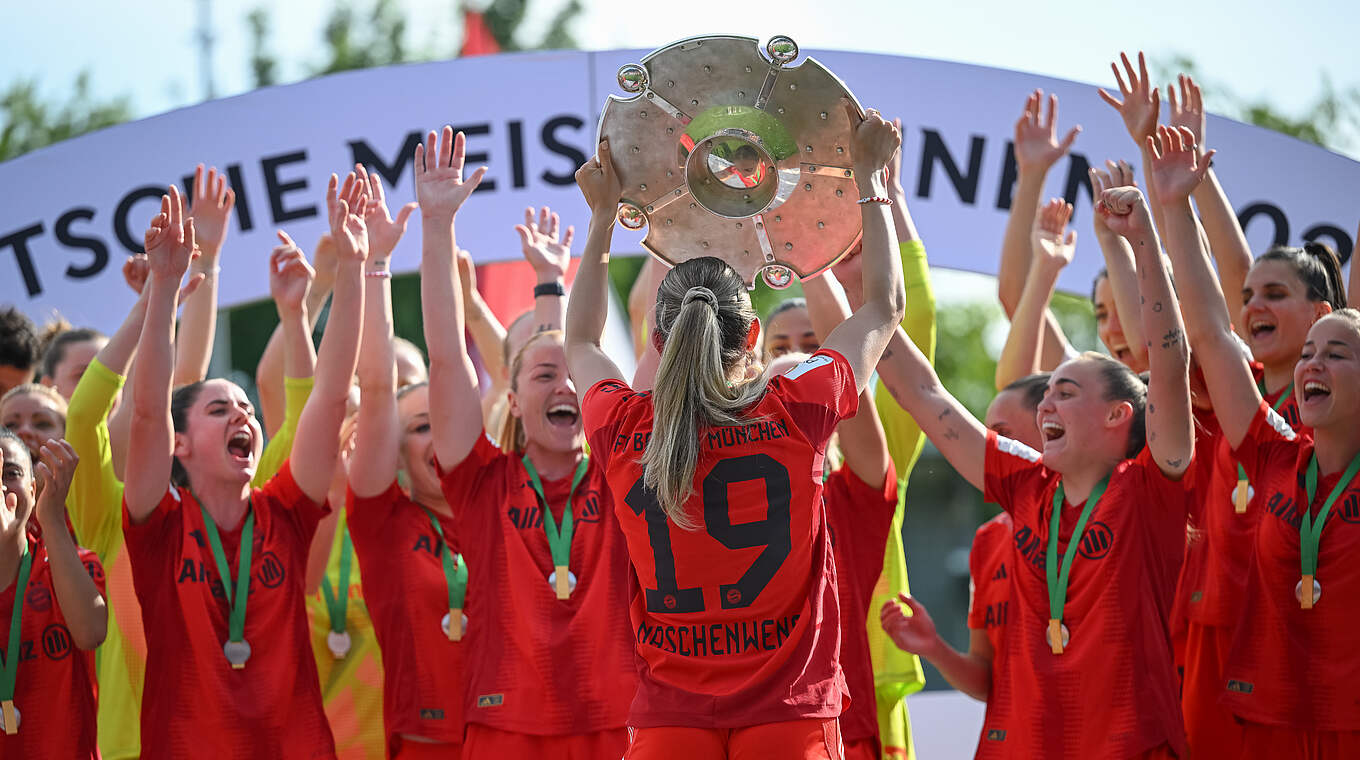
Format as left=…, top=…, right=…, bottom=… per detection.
left=3, top=0, right=1358, bottom=159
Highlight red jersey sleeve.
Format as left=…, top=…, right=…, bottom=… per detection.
left=983, top=430, right=1048, bottom=517
left=767, top=349, right=859, bottom=451
left=582, top=378, right=644, bottom=466
left=435, top=431, right=506, bottom=524
left=967, top=515, right=1011, bottom=631
left=122, top=486, right=184, bottom=569
left=258, top=459, right=328, bottom=540
left=1231, top=399, right=1300, bottom=483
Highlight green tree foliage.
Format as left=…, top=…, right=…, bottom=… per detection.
left=246, top=8, right=279, bottom=88
left=0, top=74, right=131, bottom=162
left=481, top=0, right=581, bottom=52
left=314, top=0, right=410, bottom=75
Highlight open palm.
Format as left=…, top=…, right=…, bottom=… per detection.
left=415, top=126, right=488, bottom=222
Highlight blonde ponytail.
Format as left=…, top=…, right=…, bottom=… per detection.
left=640, top=258, right=768, bottom=529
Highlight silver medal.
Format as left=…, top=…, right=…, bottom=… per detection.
left=1231, top=482, right=1254, bottom=505
left=1294, top=578, right=1322, bottom=605
left=0, top=703, right=19, bottom=734
left=326, top=630, right=352, bottom=659
left=547, top=569, right=578, bottom=594
left=1044, top=622, right=1071, bottom=649
left=440, top=611, right=469, bottom=639
left=223, top=639, right=252, bottom=668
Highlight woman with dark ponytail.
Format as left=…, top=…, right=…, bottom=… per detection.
left=567, top=104, right=906, bottom=760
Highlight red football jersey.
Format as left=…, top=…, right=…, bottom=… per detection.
left=436, top=434, right=634, bottom=735
left=1187, top=382, right=1299, bottom=632
left=347, top=482, right=464, bottom=748
left=824, top=460, right=899, bottom=743
left=976, top=432, right=1189, bottom=760
left=1223, top=401, right=1360, bottom=730
left=968, top=511, right=1014, bottom=656
left=0, top=536, right=103, bottom=759
left=583, top=348, right=858, bottom=729
left=122, top=462, right=336, bottom=759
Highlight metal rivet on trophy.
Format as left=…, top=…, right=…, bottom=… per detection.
left=598, top=35, right=868, bottom=289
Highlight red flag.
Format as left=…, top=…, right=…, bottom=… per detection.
left=461, top=7, right=500, bottom=57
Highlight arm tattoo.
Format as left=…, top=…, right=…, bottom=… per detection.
left=1161, top=328, right=1183, bottom=349
left=944, top=428, right=960, bottom=441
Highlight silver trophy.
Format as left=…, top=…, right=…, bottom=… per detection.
left=599, top=35, right=867, bottom=289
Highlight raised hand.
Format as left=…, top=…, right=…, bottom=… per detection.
left=1013, top=90, right=1081, bottom=173
left=885, top=117, right=908, bottom=195
left=187, top=164, right=236, bottom=257
left=576, top=139, right=624, bottom=215
left=144, top=185, right=198, bottom=282
left=849, top=103, right=901, bottom=176
left=1033, top=198, right=1078, bottom=267
left=358, top=165, right=418, bottom=260
left=516, top=206, right=575, bottom=281
left=33, top=439, right=78, bottom=529
left=123, top=254, right=151, bottom=295
left=879, top=594, right=941, bottom=657
left=1168, top=74, right=1207, bottom=153
left=326, top=172, right=370, bottom=265
left=456, top=248, right=478, bottom=292
left=1097, top=185, right=1155, bottom=241
left=1098, top=51, right=1161, bottom=144
left=269, top=231, right=315, bottom=316
left=0, top=492, right=22, bottom=544
left=414, top=126, right=488, bottom=223
left=1089, top=160, right=1136, bottom=237
left=1147, top=125, right=1215, bottom=205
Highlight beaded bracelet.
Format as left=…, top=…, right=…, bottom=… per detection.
left=856, top=196, right=893, bottom=206
left=364, top=270, right=392, bottom=279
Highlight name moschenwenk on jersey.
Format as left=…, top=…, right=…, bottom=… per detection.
left=636, top=614, right=802, bottom=657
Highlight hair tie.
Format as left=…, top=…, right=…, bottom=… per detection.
left=683, top=286, right=717, bottom=308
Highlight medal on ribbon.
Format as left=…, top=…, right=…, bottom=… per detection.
left=320, top=520, right=354, bottom=659
left=199, top=497, right=255, bottom=669
left=1045, top=476, right=1109, bottom=655
left=1297, top=451, right=1360, bottom=609
left=523, top=456, right=589, bottom=600
left=0, top=547, right=32, bottom=734
left=423, top=508, right=468, bottom=641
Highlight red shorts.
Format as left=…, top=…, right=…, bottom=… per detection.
left=624, top=719, right=843, bottom=760
left=392, top=736, right=460, bottom=759
left=1135, top=743, right=1178, bottom=760
left=841, top=735, right=878, bottom=760
left=1237, top=722, right=1360, bottom=760
left=1183, top=622, right=1244, bottom=759
left=462, top=724, right=627, bottom=760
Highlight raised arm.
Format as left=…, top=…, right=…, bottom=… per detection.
left=1099, top=52, right=1173, bottom=244
left=998, top=91, right=1080, bottom=369
left=349, top=165, right=411, bottom=498
left=518, top=205, right=574, bottom=336
left=1170, top=74, right=1253, bottom=329
left=172, top=166, right=234, bottom=386
left=1102, top=132, right=1196, bottom=478
left=1145, top=127, right=1261, bottom=447
left=880, top=595, right=990, bottom=702
left=818, top=106, right=907, bottom=391
left=564, top=140, right=627, bottom=391
left=457, top=249, right=508, bottom=385
left=417, top=127, right=489, bottom=468
left=997, top=199, right=1077, bottom=389
left=1089, top=161, right=1149, bottom=367
left=257, top=234, right=333, bottom=437
left=803, top=271, right=890, bottom=487
left=125, top=188, right=197, bottom=521
left=628, top=256, right=668, bottom=358
left=289, top=174, right=367, bottom=503
left=34, top=440, right=107, bottom=649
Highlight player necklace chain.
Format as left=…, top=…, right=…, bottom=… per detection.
left=1297, top=450, right=1360, bottom=609
left=1045, top=475, right=1110, bottom=655
left=522, top=455, right=589, bottom=600
left=320, top=519, right=354, bottom=658
left=422, top=507, right=468, bottom=642
left=0, top=546, right=33, bottom=734
left=1235, top=381, right=1293, bottom=513
left=198, top=496, right=255, bottom=669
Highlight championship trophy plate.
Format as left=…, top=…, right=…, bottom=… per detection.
left=598, top=35, right=867, bottom=289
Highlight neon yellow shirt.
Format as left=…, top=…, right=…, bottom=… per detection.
left=65, top=363, right=309, bottom=760
left=870, top=239, right=935, bottom=759
left=306, top=506, right=385, bottom=759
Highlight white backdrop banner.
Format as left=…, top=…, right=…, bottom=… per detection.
left=2, top=48, right=1357, bottom=328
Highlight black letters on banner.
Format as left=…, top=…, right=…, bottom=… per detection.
left=114, top=185, right=167, bottom=254
left=1302, top=224, right=1354, bottom=264
left=1238, top=202, right=1289, bottom=248
left=55, top=207, right=108, bottom=280
left=541, top=115, right=586, bottom=186
left=508, top=120, right=527, bottom=188
left=179, top=164, right=252, bottom=233
left=261, top=150, right=317, bottom=223
left=1, top=223, right=45, bottom=296
left=917, top=129, right=986, bottom=204
left=350, top=132, right=423, bottom=190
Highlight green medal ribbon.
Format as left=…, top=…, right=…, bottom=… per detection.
left=522, top=455, right=589, bottom=600
left=319, top=521, right=352, bottom=635
left=1045, top=475, right=1110, bottom=654
left=1236, top=382, right=1294, bottom=513
left=1298, top=451, right=1360, bottom=608
left=1, top=546, right=32, bottom=733
left=421, top=507, right=468, bottom=640
left=199, top=499, right=254, bottom=668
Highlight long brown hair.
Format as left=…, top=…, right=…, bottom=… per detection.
left=641, top=257, right=769, bottom=528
